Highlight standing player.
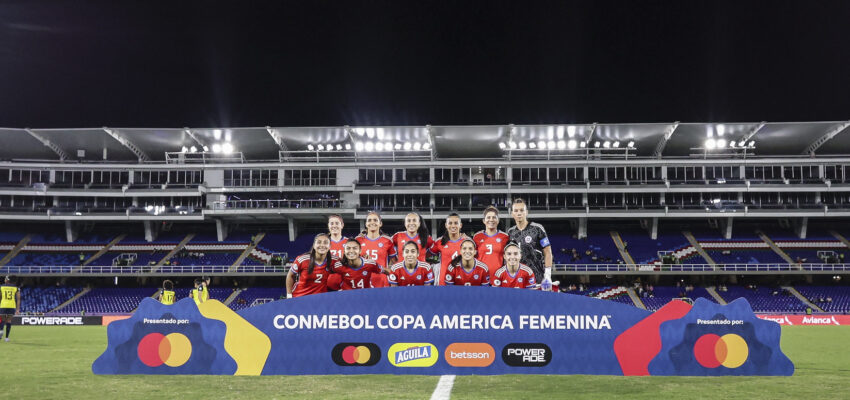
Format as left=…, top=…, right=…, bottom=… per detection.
left=336, top=240, right=383, bottom=290
left=201, top=276, right=211, bottom=302
left=445, top=239, right=490, bottom=286
left=391, top=212, right=434, bottom=262
left=507, top=198, right=554, bottom=290
left=493, top=242, right=537, bottom=289
left=429, top=213, right=469, bottom=285
left=157, top=280, right=175, bottom=305
left=473, top=206, right=510, bottom=285
left=389, top=242, right=435, bottom=286
left=286, top=233, right=341, bottom=298
left=0, top=276, right=21, bottom=342
left=190, top=278, right=205, bottom=305
left=356, top=211, right=396, bottom=288
left=327, top=214, right=348, bottom=259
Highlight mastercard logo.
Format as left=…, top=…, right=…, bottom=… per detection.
left=331, top=343, right=381, bottom=366
left=693, top=333, right=748, bottom=369
left=137, top=333, right=192, bottom=368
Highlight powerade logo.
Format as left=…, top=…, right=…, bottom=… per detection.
left=331, top=343, right=381, bottom=366
left=388, top=343, right=439, bottom=367
left=20, top=316, right=83, bottom=325
left=502, top=343, right=552, bottom=367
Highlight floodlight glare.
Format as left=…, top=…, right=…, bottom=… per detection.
left=386, top=142, right=393, bottom=151
left=602, top=141, right=611, bottom=148
left=580, top=141, right=586, bottom=148
left=222, top=142, right=234, bottom=154
left=375, top=143, right=384, bottom=151
left=212, top=143, right=222, bottom=153
left=717, top=125, right=726, bottom=136
left=345, top=143, right=352, bottom=150
left=498, top=142, right=507, bottom=149
left=336, top=144, right=343, bottom=151
left=557, top=140, right=566, bottom=149
left=355, top=142, right=364, bottom=151
left=547, top=141, right=556, bottom=150
left=181, top=146, right=188, bottom=153
left=729, top=141, right=737, bottom=148
left=306, top=144, right=313, bottom=151
left=364, top=142, right=374, bottom=152
left=317, top=144, right=324, bottom=151
left=509, top=141, right=517, bottom=149
left=613, top=141, right=620, bottom=148
left=536, top=141, right=546, bottom=149
left=705, top=138, right=717, bottom=149
left=567, top=140, right=577, bottom=149
left=203, top=146, right=209, bottom=152
left=749, top=141, right=755, bottom=148
left=423, top=143, right=431, bottom=150
left=567, top=126, right=577, bottom=136
left=413, top=142, right=421, bottom=151
left=627, top=141, right=635, bottom=148
left=518, top=141, right=527, bottom=149
left=594, top=141, right=601, bottom=148
left=189, top=146, right=197, bottom=153
left=394, top=143, right=401, bottom=150
left=717, top=139, right=727, bottom=148
left=403, top=142, right=412, bottom=150
left=529, top=142, right=537, bottom=149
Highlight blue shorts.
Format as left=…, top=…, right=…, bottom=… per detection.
left=0, top=308, right=15, bottom=316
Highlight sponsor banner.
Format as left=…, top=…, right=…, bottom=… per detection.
left=757, top=314, right=850, bottom=326
left=94, top=287, right=794, bottom=376
left=14, top=316, right=103, bottom=326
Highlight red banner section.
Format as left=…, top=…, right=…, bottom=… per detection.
left=757, top=315, right=850, bottom=326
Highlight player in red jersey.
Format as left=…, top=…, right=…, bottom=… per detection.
left=335, top=240, right=383, bottom=290
left=285, top=233, right=341, bottom=298
left=429, top=213, right=469, bottom=285
left=445, top=238, right=490, bottom=286
left=327, top=214, right=348, bottom=259
left=473, top=206, right=510, bottom=284
left=356, top=211, right=396, bottom=288
left=389, top=241, right=434, bottom=286
left=391, top=212, right=434, bottom=263
left=492, top=242, right=537, bottom=289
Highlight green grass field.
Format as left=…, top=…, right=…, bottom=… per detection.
left=4, top=326, right=848, bottom=399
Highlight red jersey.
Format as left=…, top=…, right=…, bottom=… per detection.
left=356, top=234, right=397, bottom=269
left=388, top=261, right=434, bottom=286
left=290, top=254, right=342, bottom=297
left=391, top=231, right=434, bottom=262
left=335, top=258, right=383, bottom=290
left=493, top=264, right=537, bottom=289
left=473, top=230, right=510, bottom=283
left=328, top=236, right=348, bottom=260
left=429, top=236, right=466, bottom=285
left=445, top=259, right=491, bottom=286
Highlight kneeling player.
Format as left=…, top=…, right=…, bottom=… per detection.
left=336, top=240, right=383, bottom=290
left=389, top=241, right=434, bottom=286
left=493, top=242, right=537, bottom=289
left=286, top=233, right=342, bottom=298
left=445, top=238, right=490, bottom=286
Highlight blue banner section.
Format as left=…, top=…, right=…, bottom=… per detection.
left=93, top=287, right=794, bottom=376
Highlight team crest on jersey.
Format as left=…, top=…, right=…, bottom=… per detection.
left=496, top=238, right=502, bottom=242
left=416, top=275, right=421, bottom=279
left=427, top=272, right=434, bottom=280
left=494, top=279, right=501, bottom=286
left=389, top=274, right=396, bottom=281
left=518, top=278, right=524, bottom=283
left=524, top=236, right=532, bottom=243
left=474, top=274, right=479, bottom=279
left=378, top=243, right=384, bottom=247
left=362, top=271, right=368, bottom=276
left=446, top=275, right=453, bottom=281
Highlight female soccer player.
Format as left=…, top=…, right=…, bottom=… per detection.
left=391, top=212, right=434, bottom=262
left=286, top=233, right=342, bottom=298
left=157, top=280, right=175, bottom=305
left=473, top=206, right=510, bottom=284
left=356, top=211, right=396, bottom=288
left=429, top=213, right=469, bottom=285
left=327, top=214, right=348, bottom=259
left=493, top=242, right=537, bottom=289
left=444, top=238, right=490, bottom=286
left=335, top=240, right=383, bottom=290
left=389, top=241, right=435, bottom=286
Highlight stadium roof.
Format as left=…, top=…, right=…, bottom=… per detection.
left=1, top=121, right=848, bottom=162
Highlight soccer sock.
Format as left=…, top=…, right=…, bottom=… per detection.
left=5, top=322, right=10, bottom=338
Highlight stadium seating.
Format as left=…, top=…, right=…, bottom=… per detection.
left=639, top=286, right=717, bottom=311
left=795, top=286, right=850, bottom=314
left=717, top=285, right=808, bottom=313
left=20, top=286, right=83, bottom=314
left=57, top=287, right=157, bottom=314
left=229, top=288, right=285, bottom=311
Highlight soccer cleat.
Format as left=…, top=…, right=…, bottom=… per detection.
left=4, top=338, right=8, bottom=342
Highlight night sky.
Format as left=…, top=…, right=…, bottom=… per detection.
left=1, top=0, right=848, bottom=128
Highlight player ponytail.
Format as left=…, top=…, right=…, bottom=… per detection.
left=440, top=213, right=461, bottom=246
left=308, top=233, right=330, bottom=276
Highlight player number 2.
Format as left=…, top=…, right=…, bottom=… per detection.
left=314, top=274, right=324, bottom=283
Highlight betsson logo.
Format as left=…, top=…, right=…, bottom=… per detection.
left=444, top=343, right=495, bottom=367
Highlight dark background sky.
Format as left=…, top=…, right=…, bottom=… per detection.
left=1, top=0, right=848, bottom=128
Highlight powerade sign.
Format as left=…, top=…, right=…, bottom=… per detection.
left=93, top=287, right=794, bottom=376
left=15, top=316, right=103, bottom=326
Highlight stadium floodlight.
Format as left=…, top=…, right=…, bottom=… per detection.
left=203, top=146, right=209, bottom=152
left=375, top=142, right=384, bottom=151
left=212, top=143, right=222, bottom=153
left=222, top=142, right=234, bottom=154
left=518, top=141, right=527, bottom=149
left=529, top=142, right=537, bottom=149
left=376, top=127, right=385, bottom=140
left=364, top=142, right=374, bottom=152
left=145, top=205, right=154, bottom=211
left=386, top=142, right=394, bottom=151
left=317, top=144, right=324, bottom=151
left=498, top=142, right=507, bottom=150
left=354, top=142, right=364, bottom=151
left=729, top=141, right=737, bottom=148
left=567, top=126, right=576, bottom=136
left=748, top=141, right=755, bottom=148
left=336, top=144, right=343, bottom=151
left=181, top=146, right=188, bottom=153
left=716, top=139, right=727, bottom=148
left=557, top=140, right=566, bottom=149
left=365, top=128, right=375, bottom=138
left=403, top=142, right=412, bottom=150
left=547, top=140, right=556, bottom=150
left=413, top=142, right=422, bottom=151
left=716, top=124, right=726, bottom=136
left=394, top=143, right=402, bottom=150
left=602, top=141, right=610, bottom=148
left=423, top=143, right=431, bottom=150
left=306, top=144, right=313, bottom=151
left=580, top=141, right=586, bottom=148
left=704, top=138, right=716, bottom=149
left=627, top=141, right=635, bottom=148
left=536, top=140, right=546, bottom=149
left=345, top=143, right=352, bottom=150
left=509, top=141, right=517, bottom=149
left=189, top=146, right=197, bottom=153
left=567, top=140, right=577, bottom=149
left=613, top=141, right=620, bottom=148
left=594, top=141, right=601, bottom=148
